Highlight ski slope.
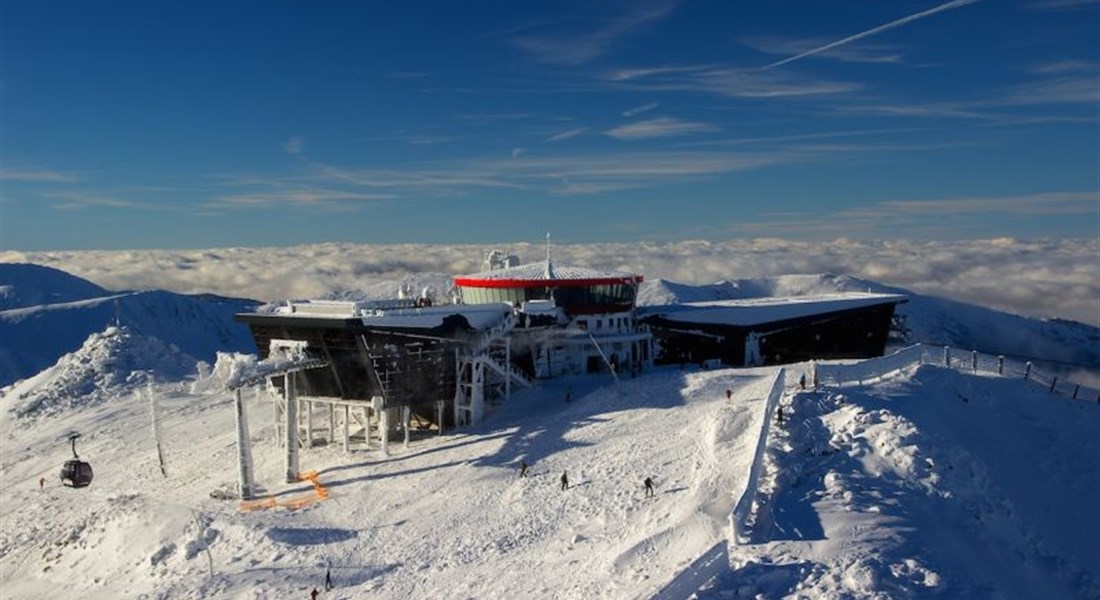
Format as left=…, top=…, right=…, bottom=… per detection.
left=0, top=361, right=771, bottom=599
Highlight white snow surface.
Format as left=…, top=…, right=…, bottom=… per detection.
left=1, top=263, right=1098, bottom=599
left=3, top=325, right=197, bottom=421
left=1, top=359, right=771, bottom=599
left=2, top=340, right=1098, bottom=598
left=718, top=366, right=1100, bottom=600
left=640, top=293, right=906, bottom=327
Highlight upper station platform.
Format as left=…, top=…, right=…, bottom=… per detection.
left=454, top=260, right=643, bottom=314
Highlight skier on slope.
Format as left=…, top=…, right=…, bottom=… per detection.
left=644, top=476, right=655, bottom=498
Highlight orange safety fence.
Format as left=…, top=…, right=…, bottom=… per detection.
left=239, top=470, right=330, bottom=512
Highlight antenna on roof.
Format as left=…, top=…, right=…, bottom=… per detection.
left=544, top=232, right=556, bottom=279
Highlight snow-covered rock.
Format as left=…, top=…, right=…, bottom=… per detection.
left=2, top=325, right=197, bottom=420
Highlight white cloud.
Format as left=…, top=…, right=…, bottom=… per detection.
left=5, top=238, right=1097, bottom=326
left=741, top=35, right=903, bottom=65
left=512, top=2, right=679, bottom=65
left=604, top=117, right=717, bottom=140
left=545, top=128, right=586, bottom=143
left=622, top=101, right=660, bottom=117
left=0, top=167, right=76, bottom=183
left=761, top=0, right=984, bottom=70
left=1024, top=0, right=1099, bottom=9
left=607, top=64, right=861, bottom=98
left=511, top=147, right=526, bottom=159
left=207, top=189, right=393, bottom=209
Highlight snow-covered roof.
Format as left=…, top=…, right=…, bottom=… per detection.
left=360, top=303, right=512, bottom=331
left=639, top=293, right=906, bottom=327
left=454, top=261, right=642, bottom=287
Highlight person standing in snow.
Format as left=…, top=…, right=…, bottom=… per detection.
left=310, top=587, right=320, bottom=600
left=644, top=476, right=655, bottom=498
left=725, top=389, right=732, bottom=400
left=560, top=470, right=569, bottom=491
left=799, top=373, right=806, bottom=390
left=325, top=567, right=333, bottom=591
left=39, top=477, right=45, bottom=490
left=776, top=406, right=785, bottom=425
left=518, top=460, right=529, bottom=478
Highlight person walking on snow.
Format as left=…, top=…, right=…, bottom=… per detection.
left=725, top=389, right=732, bottom=400
left=644, top=476, right=655, bottom=498
left=560, top=470, right=569, bottom=491
left=325, top=567, right=333, bottom=591
left=799, top=373, right=806, bottom=390
left=518, top=460, right=529, bottom=478
left=310, top=588, right=320, bottom=600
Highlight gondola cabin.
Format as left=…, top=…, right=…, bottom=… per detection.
left=60, top=433, right=93, bottom=488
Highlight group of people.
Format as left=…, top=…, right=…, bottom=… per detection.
left=517, top=460, right=656, bottom=498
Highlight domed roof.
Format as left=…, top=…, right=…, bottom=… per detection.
left=454, top=261, right=643, bottom=288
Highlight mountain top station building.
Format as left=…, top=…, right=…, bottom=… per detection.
left=234, top=250, right=905, bottom=467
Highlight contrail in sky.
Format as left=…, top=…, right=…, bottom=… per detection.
left=761, top=0, right=984, bottom=70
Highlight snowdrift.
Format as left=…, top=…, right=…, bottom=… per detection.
left=2, top=325, right=197, bottom=420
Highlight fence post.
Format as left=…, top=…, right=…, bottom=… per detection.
left=1024, top=362, right=1032, bottom=380
left=1049, top=377, right=1058, bottom=393
left=972, top=350, right=978, bottom=372
left=943, top=346, right=950, bottom=367
left=1072, top=385, right=1079, bottom=400
left=997, top=355, right=1004, bottom=375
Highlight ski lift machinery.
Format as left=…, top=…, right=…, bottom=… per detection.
left=60, top=432, right=93, bottom=488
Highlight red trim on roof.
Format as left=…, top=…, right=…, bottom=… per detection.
left=453, top=276, right=643, bottom=289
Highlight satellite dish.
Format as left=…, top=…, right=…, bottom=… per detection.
left=60, top=432, right=93, bottom=488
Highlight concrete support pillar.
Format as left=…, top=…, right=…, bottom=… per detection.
left=342, top=405, right=350, bottom=452
left=436, top=400, right=445, bottom=436
left=329, top=404, right=336, bottom=446
left=364, top=406, right=371, bottom=450
left=998, top=355, right=1005, bottom=375
left=379, top=404, right=390, bottom=457
left=505, top=338, right=511, bottom=402
left=234, top=388, right=256, bottom=500
left=943, top=346, right=950, bottom=367
left=403, top=405, right=411, bottom=449
left=305, top=400, right=314, bottom=449
left=284, top=372, right=300, bottom=483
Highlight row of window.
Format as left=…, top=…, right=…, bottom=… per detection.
left=460, top=284, right=637, bottom=308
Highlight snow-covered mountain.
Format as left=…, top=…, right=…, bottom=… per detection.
left=0, top=263, right=260, bottom=388
left=0, top=262, right=1097, bottom=599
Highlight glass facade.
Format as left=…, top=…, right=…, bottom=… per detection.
left=460, top=283, right=637, bottom=312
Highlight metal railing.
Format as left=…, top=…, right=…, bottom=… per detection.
left=814, top=343, right=1100, bottom=403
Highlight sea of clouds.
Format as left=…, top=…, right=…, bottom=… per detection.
left=3, top=238, right=1097, bottom=326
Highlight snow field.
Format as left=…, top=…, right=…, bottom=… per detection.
left=1, top=365, right=772, bottom=599
left=723, top=365, right=1100, bottom=600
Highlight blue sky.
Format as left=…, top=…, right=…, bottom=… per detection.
left=1, top=0, right=1098, bottom=250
